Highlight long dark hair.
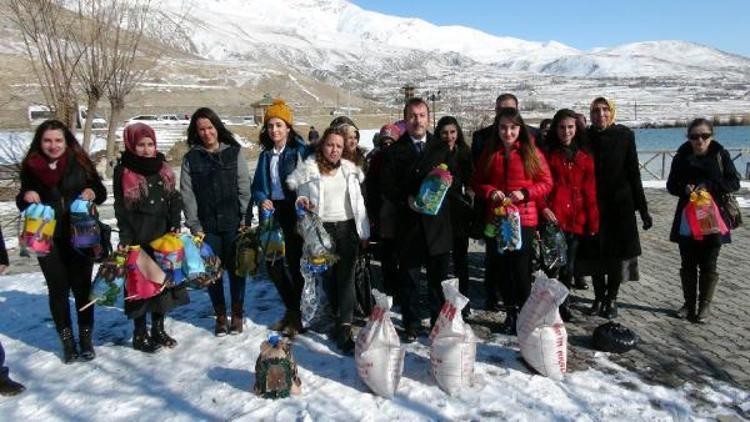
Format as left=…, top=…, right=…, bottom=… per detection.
left=546, top=108, right=590, bottom=153
left=485, top=107, right=542, bottom=178
left=258, top=119, right=301, bottom=150
left=436, top=115, right=469, bottom=153
left=187, top=107, right=240, bottom=147
left=22, top=119, right=97, bottom=177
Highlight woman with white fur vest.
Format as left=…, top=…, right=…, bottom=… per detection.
left=287, top=126, right=370, bottom=353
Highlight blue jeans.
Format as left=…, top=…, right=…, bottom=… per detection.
left=205, top=230, right=246, bottom=312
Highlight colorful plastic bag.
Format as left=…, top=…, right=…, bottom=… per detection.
left=125, top=246, right=166, bottom=300
left=19, top=203, right=56, bottom=257
left=414, top=164, right=452, bottom=215
left=484, top=200, right=522, bottom=254
left=236, top=226, right=260, bottom=278
left=180, top=234, right=207, bottom=282
left=296, top=207, right=337, bottom=274
left=258, top=209, right=285, bottom=262
left=149, top=233, right=186, bottom=287
left=253, top=334, right=302, bottom=399
left=87, top=251, right=127, bottom=308
left=429, top=279, right=476, bottom=395
left=517, top=272, right=568, bottom=381
left=197, top=238, right=223, bottom=287
left=355, top=289, right=405, bottom=398
left=70, top=198, right=100, bottom=249
left=684, top=189, right=729, bottom=240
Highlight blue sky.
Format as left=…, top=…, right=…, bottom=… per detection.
left=349, top=0, right=750, bottom=57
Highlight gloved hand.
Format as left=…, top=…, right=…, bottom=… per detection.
left=639, top=210, right=653, bottom=230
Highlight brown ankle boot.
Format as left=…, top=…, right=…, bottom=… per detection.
left=214, top=306, right=228, bottom=337
left=230, top=303, right=244, bottom=335
left=270, top=311, right=290, bottom=332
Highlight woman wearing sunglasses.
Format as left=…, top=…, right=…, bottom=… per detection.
left=666, top=118, right=740, bottom=323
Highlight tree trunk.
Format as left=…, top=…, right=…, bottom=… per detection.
left=105, top=97, right=124, bottom=178
left=82, top=95, right=101, bottom=153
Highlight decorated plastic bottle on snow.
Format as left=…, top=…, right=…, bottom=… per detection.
left=414, top=163, right=452, bottom=215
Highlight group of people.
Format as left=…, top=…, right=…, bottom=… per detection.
left=1, top=91, right=741, bottom=391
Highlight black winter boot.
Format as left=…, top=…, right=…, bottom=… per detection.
left=78, top=325, right=96, bottom=361
left=58, top=327, right=78, bottom=364
left=151, top=313, right=177, bottom=348
left=133, top=317, right=160, bottom=353
left=588, top=275, right=606, bottom=316
left=559, top=298, right=576, bottom=322
left=676, top=269, right=698, bottom=320
left=601, top=273, right=623, bottom=319
left=337, top=323, right=355, bottom=355
left=499, top=308, right=518, bottom=335
left=0, top=376, right=26, bottom=396
left=696, top=272, right=719, bottom=324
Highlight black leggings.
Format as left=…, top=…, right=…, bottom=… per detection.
left=38, top=241, right=94, bottom=331
left=322, top=220, right=359, bottom=325
left=678, top=239, right=720, bottom=277
left=488, top=227, right=535, bottom=309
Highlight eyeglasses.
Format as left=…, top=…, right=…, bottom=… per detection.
left=688, top=133, right=712, bottom=141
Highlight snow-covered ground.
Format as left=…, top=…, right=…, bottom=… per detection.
left=1, top=264, right=747, bottom=420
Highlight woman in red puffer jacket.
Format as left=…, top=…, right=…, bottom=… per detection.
left=541, top=109, right=599, bottom=321
left=473, top=107, right=553, bottom=335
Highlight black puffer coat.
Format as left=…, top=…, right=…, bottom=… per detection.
left=666, top=140, right=740, bottom=244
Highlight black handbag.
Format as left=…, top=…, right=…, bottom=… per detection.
left=715, top=153, right=743, bottom=229
left=592, top=322, right=640, bottom=353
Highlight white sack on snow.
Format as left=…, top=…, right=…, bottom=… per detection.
left=429, top=279, right=476, bottom=395
left=517, top=271, right=569, bottom=381
left=355, top=289, right=405, bottom=398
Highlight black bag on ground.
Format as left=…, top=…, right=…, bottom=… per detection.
left=592, top=321, right=640, bottom=353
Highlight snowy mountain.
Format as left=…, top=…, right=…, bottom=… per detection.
left=161, top=0, right=750, bottom=78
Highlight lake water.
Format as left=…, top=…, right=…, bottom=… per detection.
left=634, top=126, right=749, bottom=180
left=1, top=126, right=748, bottom=179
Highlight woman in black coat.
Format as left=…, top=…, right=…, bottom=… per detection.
left=583, top=97, right=652, bottom=319
left=16, top=120, right=107, bottom=363
left=666, top=118, right=740, bottom=323
left=437, top=116, right=474, bottom=317
left=114, top=123, right=188, bottom=352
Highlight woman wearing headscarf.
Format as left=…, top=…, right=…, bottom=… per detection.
left=581, top=97, right=652, bottom=319
left=251, top=99, right=309, bottom=337
left=114, top=123, right=187, bottom=352
left=181, top=107, right=253, bottom=337
left=666, top=118, right=740, bottom=323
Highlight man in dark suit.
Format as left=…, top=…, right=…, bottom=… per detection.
left=381, top=98, right=453, bottom=342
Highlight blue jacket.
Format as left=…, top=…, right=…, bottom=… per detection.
left=251, top=135, right=309, bottom=205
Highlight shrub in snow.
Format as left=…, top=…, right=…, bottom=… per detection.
left=355, top=289, right=405, bottom=398
left=517, top=272, right=568, bottom=381
left=429, top=279, right=476, bottom=395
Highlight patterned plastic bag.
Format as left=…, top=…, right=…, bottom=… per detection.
left=125, top=246, right=166, bottom=300
left=19, top=203, right=56, bottom=257
left=684, top=189, right=728, bottom=240
left=484, top=200, right=522, bottom=254
left=258, top=209, right=285, bottom=262
left=300, top=257, right=328, bottom=329
left=539, top=222, right=568, bottom=273
left=235, top=226, right=260, bottom=278
left=149, top=233, right=186, bottom=287
left=87, top=251, right=127, bottom=308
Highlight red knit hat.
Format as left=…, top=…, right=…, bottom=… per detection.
left=123, top=122, right=157, bottom=153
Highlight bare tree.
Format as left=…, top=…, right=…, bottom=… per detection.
left=102, top=0, right=154, bottom=177
left=5, top=0, right=84, bottom=131
left=73, top=0, right=115, bottom=152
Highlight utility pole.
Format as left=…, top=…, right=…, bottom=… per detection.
left=425, top=90, right=441, bottom=130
